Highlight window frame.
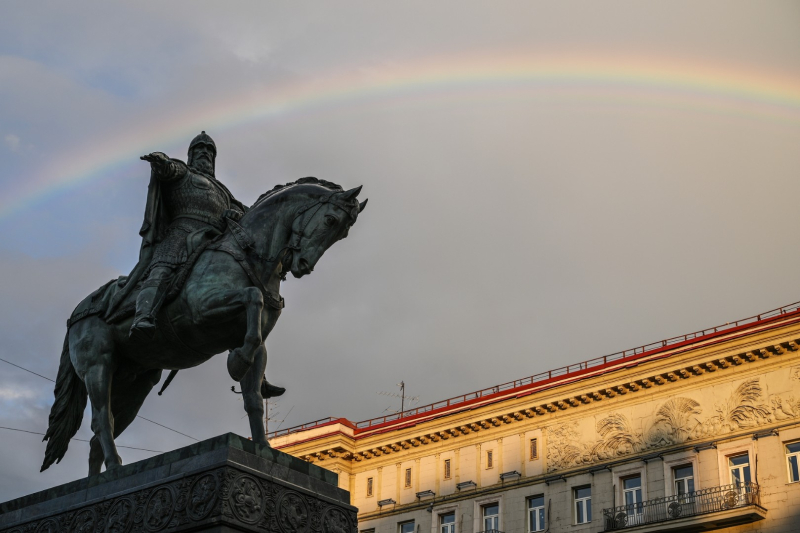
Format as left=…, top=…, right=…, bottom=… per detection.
left=672, top=464, right=695, bottom=497
left=787, top=440, right=800, bottom=483
left=481, top=502, right=499, bottom=532
left=573, top=485, right=591, bottom=525
left=439, top=512, right=455, bottom=533
left=405, top=467, right=412, bottom=488
left=444, top=458, right=452, bottom=480
left=398, top=520, right=415, bottom=533
left=366, top=476, right=374, bottom=498
left=662, top=452, right=699, bottom=498
left=728, top=452, right=752, bottom=487
left=431, top=504, right=459, bottom=533
left=472, top=494, right=503, bottom=533
left=527, top=494, right=545, bottom=532
left=612, top=465, right=647, bottom=514
left=486, top=450, right=494, bottom=470
left=715, top=440, right=754, bottom=489
left=530, top=438, right=539, bottom=460
left=621, top=474, right=643, bottom=516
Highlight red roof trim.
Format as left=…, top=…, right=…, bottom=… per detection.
left=270, top=301, right=800, bottom=443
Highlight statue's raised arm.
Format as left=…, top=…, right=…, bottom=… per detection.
left=140, top=151, right=188, bottom=183
left=105, top=131, right=245, bottom=339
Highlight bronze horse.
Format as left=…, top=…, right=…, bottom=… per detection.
left=41, top=179, right=367, bottom=475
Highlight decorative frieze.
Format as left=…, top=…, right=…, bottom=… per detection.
left=2, top=465, right=356, bottom=533
left=546, top=371, right=799, bottom=473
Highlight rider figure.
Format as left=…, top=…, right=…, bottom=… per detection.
left=129, top=131, right=247, bottom=341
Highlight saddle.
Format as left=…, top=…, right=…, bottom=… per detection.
left=67, top=220, right=283, bottom=329
left=67, top=228, right=221, bottom=328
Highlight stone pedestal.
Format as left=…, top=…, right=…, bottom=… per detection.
left=0, top=433, right=357, bottom=533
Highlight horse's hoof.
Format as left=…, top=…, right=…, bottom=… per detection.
left=261, top=380, right=286, bottom=398
left=227, top=350, right=251, bottom=381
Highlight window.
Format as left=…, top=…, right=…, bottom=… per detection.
left=366, top=477, right=373, bottom=497
left=574, top=486, right=591, bottom=524
left=405, top=467, right=412, bottom=488
left=482, top=503, right=499, bottom=532
left=673, top=464, right=695, bottom=497
left=729, top=454, right=751, bottom=487
left=528, top=495, right=545, bottom=532
left=399, top=521, right=415, bottom=533
left=440, top=513, right=455, bottom=533
left=787, top=442, right=800, bottom=483
left=486, top=450, right=493, bottom=469
left=444, top=459, right=452, bottom=480
left=530, top=438, right=538, bottom=460
left=622, top=476, right=642, bottom=516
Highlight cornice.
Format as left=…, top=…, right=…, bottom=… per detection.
left=287, top=333, right=800, bottom=469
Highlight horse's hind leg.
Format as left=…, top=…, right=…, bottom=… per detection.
left=240, top=345, right=268, bottom=446
left=71, top=323, right=122, bottom=472
left=89, top=369, right=162, bottom=475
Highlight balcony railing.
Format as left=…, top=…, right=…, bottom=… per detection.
left=603, top=482, right=761, bottom=530
left=476, top=530, right=504, bottom=533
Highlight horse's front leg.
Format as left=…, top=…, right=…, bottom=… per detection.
left=198, top=286, right=264, bottom=381
left=241, top=344, right=269, bottom=446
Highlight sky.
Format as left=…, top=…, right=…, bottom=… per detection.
left=1, top=0, right=799, bottom=502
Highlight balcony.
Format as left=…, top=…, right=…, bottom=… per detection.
left=476, top=530, right=503, bottom=533
left=603, top=483, right=766, bottom=532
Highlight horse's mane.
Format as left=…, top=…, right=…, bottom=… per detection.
left=252, top=177, right=343, bottom=208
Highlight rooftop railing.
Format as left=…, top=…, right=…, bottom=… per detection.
left=603, top=482, right=761, bottom=530
left=268, top=417, right=339, bottom=439
left=270, top=300, right=800, bottom=438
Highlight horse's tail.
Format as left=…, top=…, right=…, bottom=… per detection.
left=41, top=331, right=87, bottom=472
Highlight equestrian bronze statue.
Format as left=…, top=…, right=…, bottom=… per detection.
left=40, top=132, right=367, bottom=475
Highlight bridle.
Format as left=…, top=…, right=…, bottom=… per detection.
left=286, top=191, right=359, bottom=252
left=226, top=190, right=358, bottom=272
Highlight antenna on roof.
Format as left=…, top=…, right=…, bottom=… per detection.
left=377, top=381, right=420, bottom=417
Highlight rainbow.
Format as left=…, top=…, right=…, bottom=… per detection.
left=3, top=52, right=800, bottom=219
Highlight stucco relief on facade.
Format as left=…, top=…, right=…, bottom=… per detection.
left=546, top=372, right=796, bottom=472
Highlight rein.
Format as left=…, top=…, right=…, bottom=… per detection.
left=217, top=190, right=357, bottom=310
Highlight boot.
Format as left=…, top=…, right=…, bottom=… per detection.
left=261, top=376, right=286, bottom=398
left=129, top=285, right=159, bottom=342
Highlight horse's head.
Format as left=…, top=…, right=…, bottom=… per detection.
left=245, top=178, right=368, bottom=279
left=286, top=185, right=367, bottom=278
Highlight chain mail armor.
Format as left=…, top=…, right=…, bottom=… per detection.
left=150, top=167, right=232, bottom=268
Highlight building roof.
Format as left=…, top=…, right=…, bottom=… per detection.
left=269, top=299, right=800, bottom=446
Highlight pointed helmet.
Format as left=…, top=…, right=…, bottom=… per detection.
left=188, top=130, right=216, bottom=157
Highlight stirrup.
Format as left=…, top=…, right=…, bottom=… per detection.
left=129, top=317, right=156, bottom=342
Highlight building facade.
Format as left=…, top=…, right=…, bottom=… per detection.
left=270, top=302, right=800, bottom=533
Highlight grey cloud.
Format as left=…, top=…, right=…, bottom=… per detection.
left=1, top=0, right=800, bottom=503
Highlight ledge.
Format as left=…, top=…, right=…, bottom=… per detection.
left=608, top=504, right=767, bottom=533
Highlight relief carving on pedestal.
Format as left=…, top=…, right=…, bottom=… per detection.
left=547, top=377, right=782, bottom=472
left=143, top=487, right=175, bottom=532
left=229, top=475, right=263, bottom=525
left=4, top=466, right=354, bottom=533
left=277, top=491, right=309, bottom=533
left=105, top=497, right=135, bottom=533
left=34, top=518, right=60, bottom=533
left=322, top=506, right=351, bottom=533
left=186, top=474, right=218, bottom=521
left=70, top=508, right=96, bottom=533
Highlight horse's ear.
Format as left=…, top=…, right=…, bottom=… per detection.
left=359, top=199, right=368, bottom=212
left=340, top=185, right=362, bottom=201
